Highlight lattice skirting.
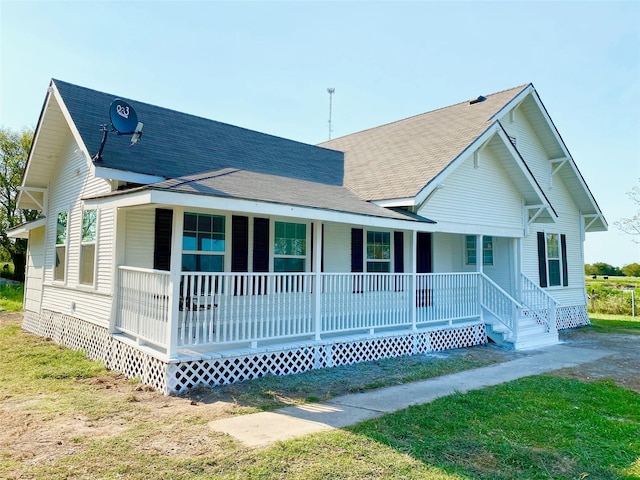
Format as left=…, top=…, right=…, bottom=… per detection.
left=168, top=323, right=486, bottom=393
left=23, top=310, right=485, bottom=395
left=556, top=305, right=590, bottom=330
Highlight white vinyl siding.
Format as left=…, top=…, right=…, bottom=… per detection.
left=506, top=107, right=587, bottom=307
left=322, top=222, right=352, bottom=273
left=41, top=134, right=114, bottom=327
left=124, top=210, right=155, bottom=269
left=25, top=226, right=45, bottom=313
left=419, top=145, right=524, bottom=236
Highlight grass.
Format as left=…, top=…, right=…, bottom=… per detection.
left=206, top=350, right=505, bottom=411
left=585, top=276, right=640, bottom=316
left=2, top=314, right=639, bottom=479
left=0, top=283, right=23, bottom=312
left=589, top=313, right=640, bottom=335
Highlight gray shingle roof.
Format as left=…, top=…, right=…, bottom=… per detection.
left=119, top=168, right=434, bottom=223
left=319, top=85, right=529, bottom=201
left=53, top=80, right=344, bottom=185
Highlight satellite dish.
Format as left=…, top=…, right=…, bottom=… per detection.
left=92, top=99, right=144, bottom=161
left=109, top=99, right=139, bottom=134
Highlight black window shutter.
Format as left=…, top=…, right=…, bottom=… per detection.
left=351, top=228, right=364, bottom=273
left=231, top=216, right=249, bottom=272
left=561, top=234, right=569, bottom=287
left=153, top=209, right=173, bottom=271
left=394, top=231, right=404, bottom=273
left=537, top=232, right=548, bottom=288
left=253, top=217, right=269, bottom=272
left=417, top=232, right=432, bottom=274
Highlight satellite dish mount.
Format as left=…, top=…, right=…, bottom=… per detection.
left=92, top=99, right=144, bottom=161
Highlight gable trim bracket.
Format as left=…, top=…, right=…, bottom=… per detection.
left=550, top=157, right=569, bottom=176
left=581, top=213, right=606, bottom=236
left=526, top=204, right=550, bottom=225
left=17, top=186, right=48, bottom=212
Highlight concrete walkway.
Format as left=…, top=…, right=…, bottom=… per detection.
left=209, top=343, right=613, bottom=447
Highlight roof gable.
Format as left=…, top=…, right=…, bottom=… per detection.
left=52, top=79, right=345, bottom=186
left=319, top=85, right=529, bottom=201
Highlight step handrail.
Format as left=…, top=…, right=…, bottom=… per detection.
left=480, top=273, right=524, bottom=340
left=520, top=274, right=558, bottom=333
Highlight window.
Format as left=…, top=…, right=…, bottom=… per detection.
left=465, top=236, right=493, bottom=266
left=537, top=232, right=568, bottom=288
left=182, top=212, right=225, bottom=272
left=546, top=233, right=561, bottom=287
left=80, top=210, right=97, bottom=285
left=55, top=212, right=68, bottom=281
left=274, top=221, right=306, bottom=272
left=366, top=231, right=390, bottom=272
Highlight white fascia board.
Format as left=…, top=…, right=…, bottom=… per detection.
left=83, top=190, right=154, bottom=209
left=19, top=89, right=53, bottom=193
left=413, top=123, right=500, bottom=208
left=150, top=190, right=437, bottom=231
left=494, top=128, right=550, bottom=208
left=371, top=197, right=415, bottom=208
left=85, top=189, right=437, bottom=232
left=430, top=220, right=525, bottom=238
left=93, top=166, right=166, bottom=184
left=489, top=84, right=534, bottom=122
left=7, top=217, right=46, bottom=239
left=49, top=82, right=94, bottom=173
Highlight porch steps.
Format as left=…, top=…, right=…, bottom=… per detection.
left=485, top=315, right=559, bottom=350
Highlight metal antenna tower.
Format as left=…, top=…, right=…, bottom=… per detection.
left=327, top=88, right=335, bottom=140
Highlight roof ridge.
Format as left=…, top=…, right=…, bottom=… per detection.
left=51, top=79, right=337, bottom=154
left=321, top=83, right=531, bottom=145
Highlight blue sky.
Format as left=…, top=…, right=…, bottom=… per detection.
left=1, top=0, right=638, bottom=266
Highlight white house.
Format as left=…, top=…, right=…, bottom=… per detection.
left=10, top=80, right=606, bottom=394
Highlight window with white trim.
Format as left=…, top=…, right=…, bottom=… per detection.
left=546, top=232, right=561, bottom=287
left=182, top=212, right=225, bottom=272
left=465, top=235, right=493, bottom=266
left=54, top=212, right=68, bottom=281
left=79, top=209, right=97, bottom=285
left=274, top=221, right=306, bottom=272
left=537, top=231, right=568, bottom=288
left=366, top=231, right=391, bottom=272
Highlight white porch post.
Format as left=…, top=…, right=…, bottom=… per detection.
left=312, top=221, right=323, bottom=341
left=514, top=238, right=522, bottom=300
left=411, top=230, right=417, bottom=331
left=109, top=207, right=126, bottom=334
left=475, top=234, right=483, bottom=274
left=166, top=206, right=184, bottom=360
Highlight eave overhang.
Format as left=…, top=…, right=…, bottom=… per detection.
left=83, top=188, right=438, bottom=232
left=7, top=217, right=46, bottom=239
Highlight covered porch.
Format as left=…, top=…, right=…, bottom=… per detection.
left=114, top=267, right=557, bottom=360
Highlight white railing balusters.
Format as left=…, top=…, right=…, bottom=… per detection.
left=520, top=274, right=558, bottom=333
left=116, top=269, right=515, bottom=350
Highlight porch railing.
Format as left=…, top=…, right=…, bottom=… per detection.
left=116, top=266, right=171, bottom=349
left=480, top=274, right=521, bottom=338
left=179, top=272, right=315, bottom=345
left=520, top=274, right=558, bottom=333
left=115, top=268, right=526, bottom=354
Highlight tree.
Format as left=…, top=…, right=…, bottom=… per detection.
left=0, top=127, right=38, bottom=281
left=621, top=262, right=640, bottom=278
left=584, top=262, right=622, bottom=276
left=614, top=182, right=640, bottom=243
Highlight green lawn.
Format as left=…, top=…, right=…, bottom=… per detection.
left=589, top=313, right=640, bottom=334
left=0, top=283, right=23, bottom=312
left=2, top=316, right=639, bottom=479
